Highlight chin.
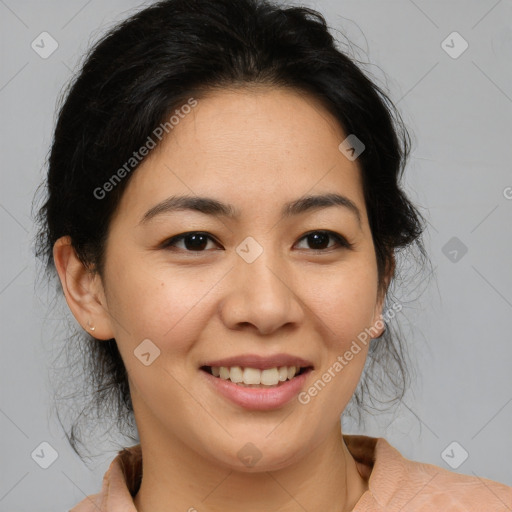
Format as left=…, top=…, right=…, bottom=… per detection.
left=203, top=436, right=308, bottom=473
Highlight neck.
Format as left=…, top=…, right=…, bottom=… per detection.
left=133, top=422, right=369, bottom=512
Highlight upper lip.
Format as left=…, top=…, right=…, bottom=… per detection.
left=201, top=353, right=314, bottom=370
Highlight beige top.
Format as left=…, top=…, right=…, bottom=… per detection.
left=69, top=434, right=512, bottom=511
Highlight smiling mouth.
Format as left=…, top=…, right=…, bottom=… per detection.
left=200, top=365, right=312, bottom=387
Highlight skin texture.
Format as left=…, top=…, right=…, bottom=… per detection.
left=53, top=87, right=392, bottom=512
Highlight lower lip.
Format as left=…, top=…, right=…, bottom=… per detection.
left=200, top=369, right=312, bottom=410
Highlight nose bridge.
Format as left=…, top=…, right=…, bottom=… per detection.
left=220, top=234, right=303, bottom=334
left=236, top=234, right=289, bottom=298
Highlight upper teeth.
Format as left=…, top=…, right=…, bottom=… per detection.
left=210, top=366, right=300, bottom=386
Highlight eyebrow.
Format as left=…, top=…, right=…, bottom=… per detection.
left=139, top=193, right=362, bottom=228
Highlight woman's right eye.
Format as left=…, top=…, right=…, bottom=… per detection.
left=161, top=232, right=220, bottom=252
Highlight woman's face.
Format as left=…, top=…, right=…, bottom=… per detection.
left=95, top=86, right=388, bottom=470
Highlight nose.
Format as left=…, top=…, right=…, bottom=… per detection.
left=218, top=246, right=304, bottom=336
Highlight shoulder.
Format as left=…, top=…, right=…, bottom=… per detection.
left=69, top=445, right=141, bottom=511
left=69, top=492, right=103, bottom=512
left=403, top=459, right=512, bottom=511
left=345, top=435, right=512, bottom=511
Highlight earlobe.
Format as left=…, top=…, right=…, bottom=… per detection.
left=52, top=236, right=115, bottom=340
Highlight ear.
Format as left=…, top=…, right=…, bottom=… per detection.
left=53, top=236, right=115, bottom=340
left=371, top=254, right=396, bottom=337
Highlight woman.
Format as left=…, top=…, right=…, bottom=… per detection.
left=34, top=0, right=512, bottom=510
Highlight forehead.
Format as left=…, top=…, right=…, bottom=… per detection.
left=114, top=86, right=367, bottom=225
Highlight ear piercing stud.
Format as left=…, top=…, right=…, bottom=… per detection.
left=86, top=320, right=96, bottom=332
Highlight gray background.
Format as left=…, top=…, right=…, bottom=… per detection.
left=1, top=0, right=511, bottom=510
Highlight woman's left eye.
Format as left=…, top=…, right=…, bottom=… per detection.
left=295, top=230, right=353, bottom=251
left=160, top=230, right=352, bottom=253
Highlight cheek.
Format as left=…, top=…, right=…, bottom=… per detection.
left=303, top=260, right=379, bottom=345
left=106, top=263, right=213, bottom=413
left=298, top=265, right=377, bottom=411
left=104, top=252, right=216, bottom=360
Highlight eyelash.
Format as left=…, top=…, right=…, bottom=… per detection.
left=160, top=230, right=353, bottom=253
